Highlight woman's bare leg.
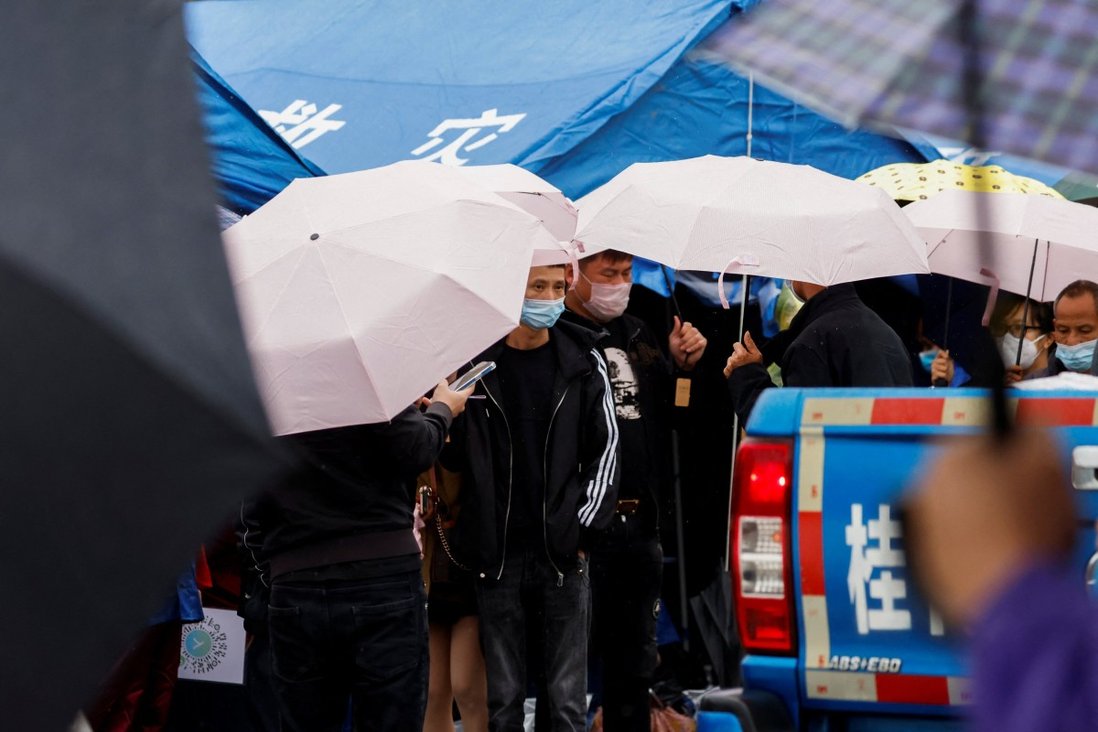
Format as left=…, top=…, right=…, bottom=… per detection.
left=449, top=615, right=488, bottom=732
left=424, top=623, right=455, bottom=732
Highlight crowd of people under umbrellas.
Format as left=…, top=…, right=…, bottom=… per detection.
left=86, top=237, right=1098, bottom=731
left=67, top=150, right=1098, bottom=732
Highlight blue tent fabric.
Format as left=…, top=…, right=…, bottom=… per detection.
left=193, top=50, right=324, bottom=214
left=539, top=50, right=927, bottom=197
left=185, top=0, right=731, bottom=176
left=541, top=47, right=928, bottom=299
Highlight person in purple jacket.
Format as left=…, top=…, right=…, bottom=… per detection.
left=905, top=430, right=1098, bottom=732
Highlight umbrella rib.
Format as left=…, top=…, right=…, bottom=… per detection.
left=246, top=247, right=311, bottom=344
left=230, top=238, right=312, bottom=292
left=924, top=228, right=956, bottom=260
left=318, top=230, right=446, bottom=277
left=439, top=269, right=519, bottom=327
left=312, top=245, right=386, bottom=418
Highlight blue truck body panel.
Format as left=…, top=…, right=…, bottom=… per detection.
left=736, top=387, right=1098, bottom=728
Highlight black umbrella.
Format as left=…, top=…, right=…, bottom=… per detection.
left=688, top=570, right=742, bottom=688
left=0, top=2, right=288, bottom=728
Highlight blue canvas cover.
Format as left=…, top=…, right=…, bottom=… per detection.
left=186, top=0, right=731, bottom=176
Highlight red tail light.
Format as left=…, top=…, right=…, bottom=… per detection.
left=731, top=439, right=796, bottom=654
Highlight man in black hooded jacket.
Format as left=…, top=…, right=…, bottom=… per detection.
left=724, top=281, right=912, bottom=422
left=445, top=263, right=620, bottom=732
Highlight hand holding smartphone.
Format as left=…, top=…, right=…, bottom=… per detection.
left=452, top=361, right=496, bottom=392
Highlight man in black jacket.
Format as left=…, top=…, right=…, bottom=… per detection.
left=242, top=380, right=470, bottom=732
left=447, top=263, right=620, bottom=732
left=561, top=250, right=707, bottom=732
left=724, top=281, right=912, bottom=422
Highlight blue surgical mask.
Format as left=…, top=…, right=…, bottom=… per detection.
left=520, top=297, right=565, bottom=330
left=918, top=349, right=938, bottom=373
left=1057, top=338, right=1097, bottom=372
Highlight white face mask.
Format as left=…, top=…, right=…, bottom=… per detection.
left=580, top=271, right=631, bottom=322
left=996, top=333, right=1046, bottom=370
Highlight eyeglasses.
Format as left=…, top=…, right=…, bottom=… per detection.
left=991, top=323, right=1044, bottom=339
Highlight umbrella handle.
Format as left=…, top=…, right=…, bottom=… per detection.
left=978, top=268, right=1000, bottom=327
left=716, top=256, right=761, bottom=310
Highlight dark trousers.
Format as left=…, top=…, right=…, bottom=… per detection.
left=477, top=545, right=590, bottom=732
left=267, top=569, right=428, bottom=732
left=242, top=627, right=279, bottom=732
left=591, top=518, right=663, bottom=732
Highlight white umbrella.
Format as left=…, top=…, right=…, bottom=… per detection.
left=224, top=161, right=561, bottom=435
left=456, top=163, right=578, bottom=244
left=904, top=190, right=1098, bottom=301
left=574, top=155, right=928, bottom=286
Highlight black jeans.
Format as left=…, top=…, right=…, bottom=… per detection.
left=477, top=544, right=590, bottom=732
left=267, top=569, right=428, bottom=732
left=590, top=517, right=663, bottom=732
left=243, top=626, right=279, bottom=732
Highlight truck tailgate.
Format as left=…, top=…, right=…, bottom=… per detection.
left=752, top=388, right=1098, bottom=715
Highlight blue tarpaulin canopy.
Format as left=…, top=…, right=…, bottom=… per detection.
left=186, top=0, right=731, bottom=176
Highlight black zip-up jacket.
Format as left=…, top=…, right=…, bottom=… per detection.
left=242, top=403, right=453, bottom=575
left=729, top=284, right=913, bottom=422
left=444, top=320, right=621, bottom=580
left=560, top=309, right=674, bottom=537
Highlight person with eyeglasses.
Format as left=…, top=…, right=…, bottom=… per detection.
left=928, top=293, right=1054, bottom=386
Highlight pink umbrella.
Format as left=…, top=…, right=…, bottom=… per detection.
left=455, top=163, right=578, bottom=244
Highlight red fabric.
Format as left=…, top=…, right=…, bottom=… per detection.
left=194, top=546, right=213, bottom=590
left=86, top=622, right=182, bottom=732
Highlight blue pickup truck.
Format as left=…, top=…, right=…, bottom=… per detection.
left=704, top=387, right=1098, bottom=732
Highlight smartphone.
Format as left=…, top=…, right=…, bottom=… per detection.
left=452, top=361, right=496, bottom=391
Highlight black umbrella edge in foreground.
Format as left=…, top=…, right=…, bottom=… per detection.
left=0, top=253, right=293, bottom=731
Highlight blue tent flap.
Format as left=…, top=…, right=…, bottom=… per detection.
left=193, top=49, right=324, bottom=213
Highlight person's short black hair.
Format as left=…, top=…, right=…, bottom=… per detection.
left=1055, top=279, right=1098, bottom=316
left=579, top=249, right=632, bottom=267
left=990, top=292, right=1053, bottom=334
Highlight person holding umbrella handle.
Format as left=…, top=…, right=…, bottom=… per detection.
left=925, top=293, right=1053, bottom=387
left=723, top=280, right=912, bottom=423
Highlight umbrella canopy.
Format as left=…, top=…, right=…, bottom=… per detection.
left=905, top=190, right=1098, bottom=300
left=455, top=164, right=578, bottom=242
left=574, top=155, right=928, bottom=284
left=225, top=161, right=562, bottom=434
left=0, top=1, right=286, bottom=728
left=858, top=160, right=1064, bottom=202
left=708, top=0, right=1098, bottom=175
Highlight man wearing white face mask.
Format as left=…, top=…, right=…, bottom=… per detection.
left=443, top=263, right=620, bottom=732
left=1031, top=279, right=1098, bottom=378
left=562, top=249, right=707, bottom=732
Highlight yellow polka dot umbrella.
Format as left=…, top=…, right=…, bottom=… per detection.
left=857, top=159, right=1063, bottom=202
